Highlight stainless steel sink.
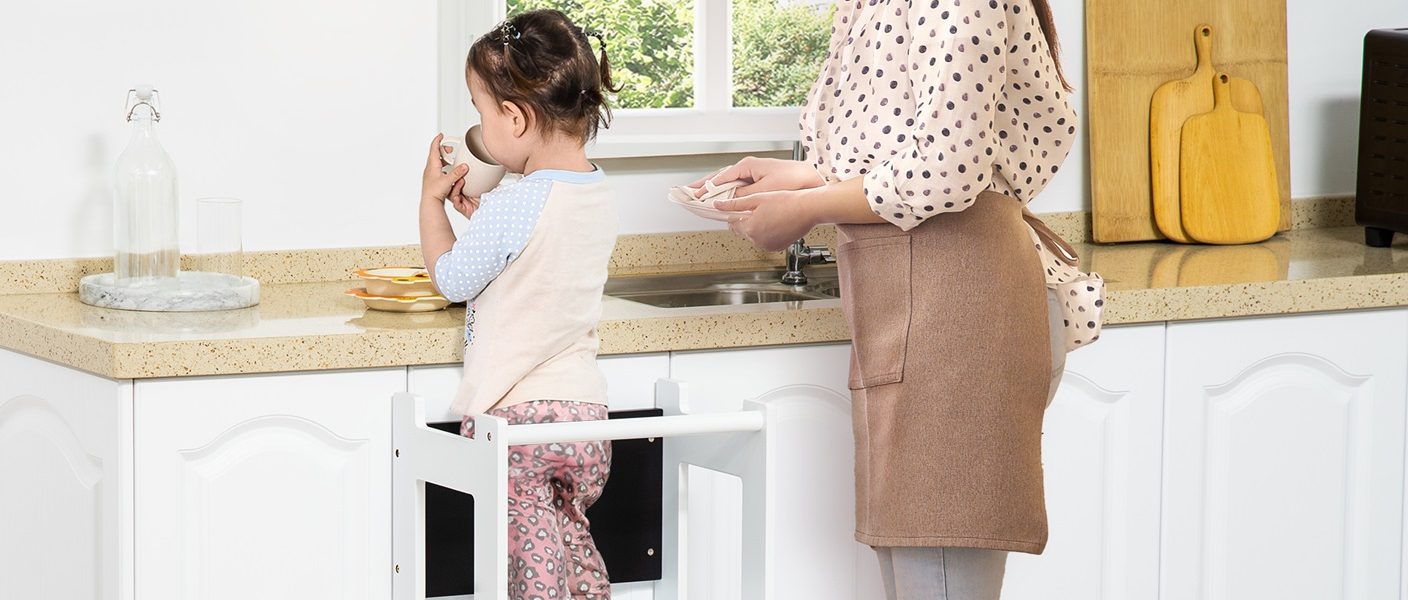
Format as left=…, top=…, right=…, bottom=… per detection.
left=605, top=267, right=840, bottom=308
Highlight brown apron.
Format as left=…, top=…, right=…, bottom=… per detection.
left=837, top=190, right=1052, bottom=554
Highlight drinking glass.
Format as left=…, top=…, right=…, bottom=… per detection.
left=194, top=198, right=243, bottom=276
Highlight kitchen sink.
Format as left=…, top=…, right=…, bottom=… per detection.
left=605, top=267, right=840, bottom=308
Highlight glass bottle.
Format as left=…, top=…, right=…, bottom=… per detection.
left=113, top=85, right=179, bottom=283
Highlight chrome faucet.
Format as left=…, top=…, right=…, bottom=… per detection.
left=782, top=239, right=835, bottom=285
left=779, top=141, right=835, bottom=285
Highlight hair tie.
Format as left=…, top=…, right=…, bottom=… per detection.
left=579, top=26, right=606, bottom=50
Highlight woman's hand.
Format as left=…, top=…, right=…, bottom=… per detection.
left=715, top=189, right=820, bottom=252
left=422, top=134, right=468, bottom=203
left=691, top=157, right=825, bottom=199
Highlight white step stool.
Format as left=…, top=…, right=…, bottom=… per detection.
left=392, top=379, right=857, bottom=600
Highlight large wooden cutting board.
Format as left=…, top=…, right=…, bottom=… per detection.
left=1086, top=0, right=1291, bottom=243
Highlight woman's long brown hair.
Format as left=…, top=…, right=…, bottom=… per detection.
left=1029, top=0, right=1072, bottom=92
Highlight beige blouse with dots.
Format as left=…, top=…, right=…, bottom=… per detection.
left=800, top=0, right=1077, bottom=231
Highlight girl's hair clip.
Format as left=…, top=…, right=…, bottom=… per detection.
left=498, top=20, right=521, bottom=46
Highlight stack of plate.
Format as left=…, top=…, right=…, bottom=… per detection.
left=345, top=267, right=451, bottom=313
left=667, top=180, right=750, bottom=222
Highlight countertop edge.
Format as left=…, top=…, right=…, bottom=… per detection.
left=0, top=311, right=119, bottom=378
left=38, top=267, right=1407, bottom=379
left=1101, top=272, right=1408, bottom=325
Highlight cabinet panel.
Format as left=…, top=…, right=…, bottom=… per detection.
left=669, top=344, right=877, bottom=599
left=134, top=368, right=402, bottom=600
left=1004, top=324, right=1165, bottom=600
left=1164, top=309, right=1408, bottom=600
left=0, top=350, right=127, bottom=600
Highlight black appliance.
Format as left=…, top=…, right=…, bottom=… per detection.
left=1357, top=28, right=1408, bottom=247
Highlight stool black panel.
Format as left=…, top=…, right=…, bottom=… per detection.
left=424, top=409, right=665, bottom=597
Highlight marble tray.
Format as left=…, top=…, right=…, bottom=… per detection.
left=79, top=271, right=260, bottom=312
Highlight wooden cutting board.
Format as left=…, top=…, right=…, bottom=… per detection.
left=1149, top=24, right=1265, bottom=243
left=1178, top=73, right=1280, bottom=245
left=1087, top=0, right=1291, bottom=243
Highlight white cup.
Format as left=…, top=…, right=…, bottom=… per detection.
left=440, top=125, right=507, bottom=197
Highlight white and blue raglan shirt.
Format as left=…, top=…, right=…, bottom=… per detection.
left=434, top=168, right=618, bottom=416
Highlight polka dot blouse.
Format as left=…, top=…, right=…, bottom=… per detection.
left=800, top=0, right=1078, bottom=231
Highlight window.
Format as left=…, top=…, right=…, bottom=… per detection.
left=438, top=0, right=835, bottom=157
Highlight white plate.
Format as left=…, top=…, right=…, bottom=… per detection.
left=667, top=182, right=750, bottom=222
left=670, top=198, right=752, bottom=222
left=345, top=288, right=451, bottom=313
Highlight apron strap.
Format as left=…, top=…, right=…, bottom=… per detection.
left=1021, top=206, right=1080, bottom=268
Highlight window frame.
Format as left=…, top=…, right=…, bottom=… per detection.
left=437, top=0, right=811, bottom=158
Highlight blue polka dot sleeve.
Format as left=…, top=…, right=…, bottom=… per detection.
left=432, top=179, right=552, bottom=303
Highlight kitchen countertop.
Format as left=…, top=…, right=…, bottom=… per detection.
left=0, top=224, right=1404, bottom=379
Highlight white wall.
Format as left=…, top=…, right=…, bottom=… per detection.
left=1, top=1, right=1402, bottom=261
left=1283, top=2, right=1403, bottom=196
left=0, top=0, right=437, bottom=260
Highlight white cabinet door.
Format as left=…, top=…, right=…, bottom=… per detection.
left=1003, top=324, right=1166, bottom=600
left=134, top=368, right=403, bottom=600
left=669, top=344, right=877, bottom=600
left=0, top=349, right=129, bottom=600
left=406, top=354, right=670, bottom=600
left=1163, top=309, right=1408, bottom=600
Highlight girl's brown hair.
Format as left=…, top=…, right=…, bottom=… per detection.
left=467, top=10, right=620, bottom=141
left=1029, top=0, right=1072, bottom=92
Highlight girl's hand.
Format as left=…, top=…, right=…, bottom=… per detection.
left=691, top=157, right=825, bottom=199
left=422, top=134, right=468, bottom=203
left=715, top=189, right=819, bottom=252
left=448, top=179, right=481, bottom=220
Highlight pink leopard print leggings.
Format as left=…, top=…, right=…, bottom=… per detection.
left=462, top=400, right=612, bottom=600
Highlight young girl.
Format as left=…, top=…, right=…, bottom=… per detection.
left=418, top=10, right=619, bottom=600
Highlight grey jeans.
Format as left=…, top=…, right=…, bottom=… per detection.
left=876, top=547, right=1009, bottom=600
left=876, top=290, right=1067, bottom=600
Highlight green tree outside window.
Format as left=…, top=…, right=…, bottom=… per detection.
left=505, top=0, right=833, bottom=110
left=731, top=0, right=833, bottom=108
left=508, top=0, right=696, bottom=108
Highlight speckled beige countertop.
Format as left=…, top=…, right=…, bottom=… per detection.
left=1, top=198, right=1403, bottom=379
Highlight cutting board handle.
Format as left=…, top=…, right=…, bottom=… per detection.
left=1193, top=24, right=1214, bottom=74
left=1212, top=72, right=1232, bottom=110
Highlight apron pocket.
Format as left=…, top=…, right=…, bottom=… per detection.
left=837, top=235, right=912, bottom=390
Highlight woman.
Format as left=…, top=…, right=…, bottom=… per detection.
left=698, top=1, right=1075, bottom=597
